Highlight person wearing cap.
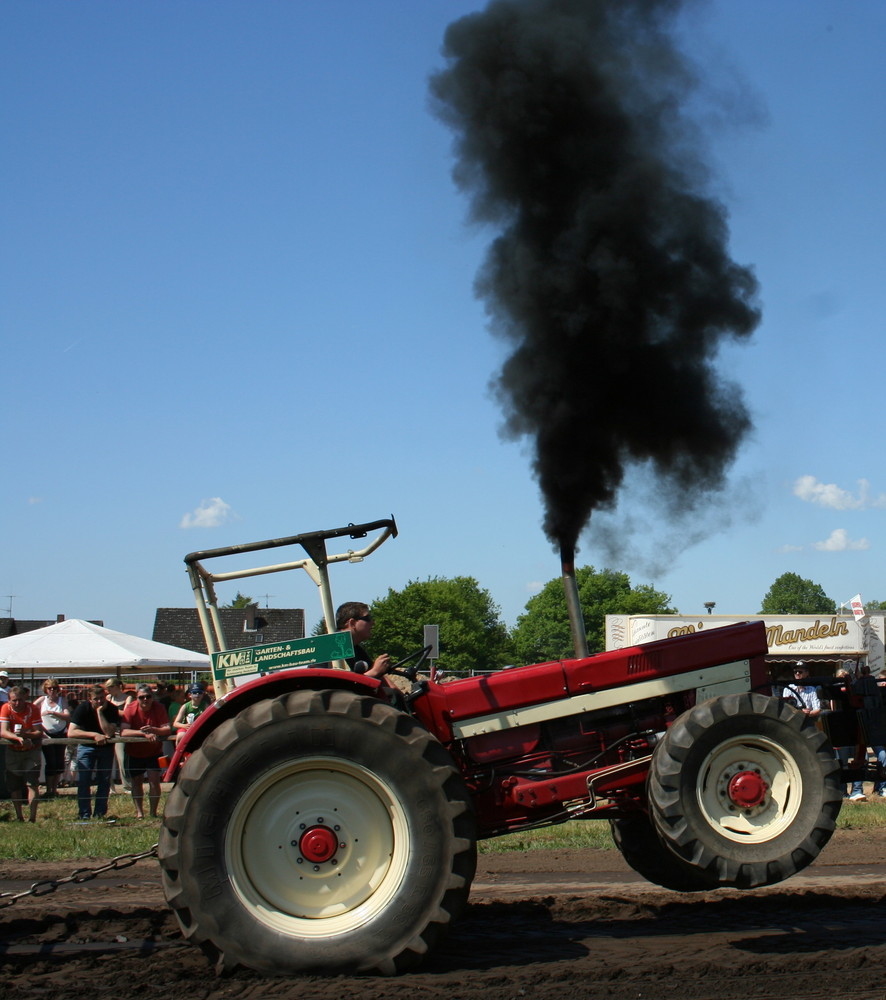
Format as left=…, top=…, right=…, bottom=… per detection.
left=172, top=683, right=211, bottom=744
left=782, top=662, right=821, bottom=718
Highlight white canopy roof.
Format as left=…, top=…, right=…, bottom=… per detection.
left=0, top=619, right=209, bottom=675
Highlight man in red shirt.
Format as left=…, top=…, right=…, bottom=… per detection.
left=0, top=687, right=44, bottom=822
left=120, top=684, right=171, bottom=819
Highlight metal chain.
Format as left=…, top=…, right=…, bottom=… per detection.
left=0, top=844, right=159, bottom=909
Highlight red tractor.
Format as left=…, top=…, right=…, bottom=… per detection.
left=159, top=517, right=843, bottom=976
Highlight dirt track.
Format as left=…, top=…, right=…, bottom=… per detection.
left=3, top=828, right=886, bottom=1000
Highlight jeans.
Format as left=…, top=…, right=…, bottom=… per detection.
left=76, top=743, right=114, bottom=818
left=851, top=745, right=886, bottom=797
left=835, top=745, right=853, bottom=796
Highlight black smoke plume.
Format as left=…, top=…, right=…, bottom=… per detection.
left=430, top=0, right=760, bottom=557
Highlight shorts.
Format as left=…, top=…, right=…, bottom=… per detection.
left=42, top=735, right=67, bottom=776
left=124, top=755, right=163, bottom=779
left=6, top=747, right=42, bottom=789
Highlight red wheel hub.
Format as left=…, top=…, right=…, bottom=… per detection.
left=727, top=770, right=768, bottom=809
left=299, top=825, right=339, bottom=863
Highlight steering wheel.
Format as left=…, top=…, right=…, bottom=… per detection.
left=387, top=645, right=433, bottom=681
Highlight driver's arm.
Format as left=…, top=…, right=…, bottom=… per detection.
left=365, top=654, right=391, bottom=678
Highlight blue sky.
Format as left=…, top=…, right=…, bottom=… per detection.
left=3, top=0, right=885, bottom=643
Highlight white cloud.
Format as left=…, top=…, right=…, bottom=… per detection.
left=180, top=497, right=233, bottom=529
left=27, top=496, right=42, bottom=505
left=813, top=528, right=870, bottom=552
left=777, top=543, right=803, bottom=553
left=793, top=475, right=886, bottom=510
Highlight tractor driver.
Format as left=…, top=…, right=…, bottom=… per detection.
left=335, top=602, right=391, bottom=678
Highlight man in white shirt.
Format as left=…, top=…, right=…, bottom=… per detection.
left=783, top=662, right=821, bottom=718
left=0, top=671, right=9, bottom=705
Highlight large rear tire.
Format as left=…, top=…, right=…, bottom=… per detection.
left=158, top=689, right=476, bottom=975
left=648, top=692, right=842, bottom=889
left=609, top=814, right=718, bottom=892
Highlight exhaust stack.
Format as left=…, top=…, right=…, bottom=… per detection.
left=560, top=544, right=589, bottom=659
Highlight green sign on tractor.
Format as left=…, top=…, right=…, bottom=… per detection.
left=211, top=630, right=354, bottom=681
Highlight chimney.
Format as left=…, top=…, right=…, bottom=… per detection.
left=56, top=614, right=65, bottom=623
left=242, top=604, right=258, bottom=632
left=560, top=544, right=589, bottom=659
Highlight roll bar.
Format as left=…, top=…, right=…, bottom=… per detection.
left=185, top=517, right=398, bottom=693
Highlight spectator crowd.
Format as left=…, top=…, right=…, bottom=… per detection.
left=781, top=660, right=886, bottom=801
left=4, top=657, right=886, bottom=822
left=0, top=674, right=211, bottom=822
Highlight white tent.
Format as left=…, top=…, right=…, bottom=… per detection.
left=0, top=618, right=209, bottom=675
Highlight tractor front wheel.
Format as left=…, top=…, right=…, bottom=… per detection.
left=648, top=692, right=842, bottom=888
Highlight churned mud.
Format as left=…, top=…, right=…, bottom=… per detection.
left=2, top=827, right=885, bottom=1000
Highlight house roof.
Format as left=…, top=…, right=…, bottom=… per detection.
left=0, top=617, right=103, bottom=639
left=152, top=606, right=305, bottom=654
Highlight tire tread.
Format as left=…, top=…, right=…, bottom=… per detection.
left=159, top=688, right=476, bottom=975
left=648, top=693, right=842, bottom=889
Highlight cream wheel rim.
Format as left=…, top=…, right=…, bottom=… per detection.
left=696, top=734, right=803, bottom=844
left=225, top=756, right=409, bottom=937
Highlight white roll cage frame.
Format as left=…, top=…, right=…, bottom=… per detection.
left=183, top=517, right=398, bottom=696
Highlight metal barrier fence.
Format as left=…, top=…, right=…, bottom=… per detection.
left=0, top=736, right=172, bottom=800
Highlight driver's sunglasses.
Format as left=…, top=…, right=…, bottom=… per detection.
left=356, top=614, right=374, bottom=623
left=137, top=694, right=153, bottom=700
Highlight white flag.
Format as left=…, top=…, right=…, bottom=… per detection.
left=849, top=594, right=866, bottom=620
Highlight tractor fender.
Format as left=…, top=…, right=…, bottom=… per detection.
left=164, top=668, right=384, bottom=780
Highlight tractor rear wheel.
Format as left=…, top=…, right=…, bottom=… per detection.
left=158, top=688, right=476, bottom=975
left=648, top=692, right=842, bottom=888
left=609, top=814, right=718, bottom=892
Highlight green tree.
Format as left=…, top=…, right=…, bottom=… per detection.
left=511, top=567, right=677, bottom=663
left=223, top=592, right=255, bottom=609
left=759, top=573, right=836, bottom=615
left=370, top=576, right=514, bottom=674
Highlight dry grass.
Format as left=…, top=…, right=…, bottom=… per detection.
left=3, top=787, right=882, bottom=863
left=479, top=796, right=886, bottom=854
left=0, top=788, right=165, bottom=861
